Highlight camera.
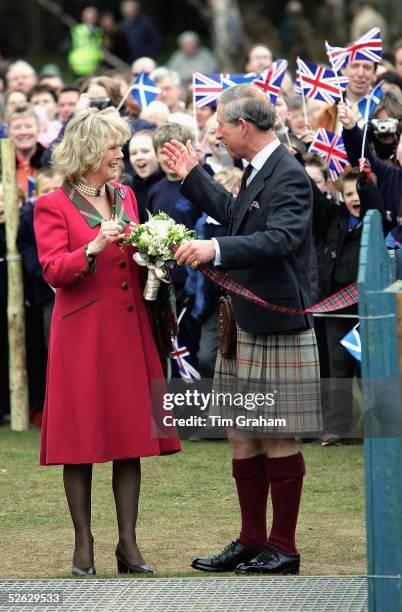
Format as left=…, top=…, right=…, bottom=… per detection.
left=89, top=97, right=111, bottom=111
left=370, top=118, right=399, bottom=135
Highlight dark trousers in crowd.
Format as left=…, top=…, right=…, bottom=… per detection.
left=322, top=316, right=360, bottom=436
left=197, top=309, right=219, bottom=379
left=25, top=304, right=48, bottom=414
left=0, top=303, right=10, bottom=422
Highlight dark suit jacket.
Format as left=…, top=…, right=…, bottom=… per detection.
left=181, top=144, right=313, bottom=334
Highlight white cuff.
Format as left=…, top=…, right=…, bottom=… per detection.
left=211, top=238, right=222, bottom=266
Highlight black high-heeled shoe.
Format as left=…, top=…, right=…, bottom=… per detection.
left=71, top=562, right=96, bottom=576
left=71, top=536, right=96, bottom=576
left=115, top=545, right=153, bottom=574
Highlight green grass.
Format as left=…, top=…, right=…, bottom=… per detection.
left=0, top=428, right=366, bottom=578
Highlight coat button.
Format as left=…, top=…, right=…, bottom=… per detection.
left=122, top=281, right=129, bottom=289
left=119, top=260, right=126, bottom=268
left=126, top=304, right=134, bottom=312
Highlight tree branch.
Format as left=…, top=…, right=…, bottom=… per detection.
left=183, top=0, right=211, bottom=23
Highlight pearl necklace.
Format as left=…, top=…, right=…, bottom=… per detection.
left=75, top=182, right=106, bottom=197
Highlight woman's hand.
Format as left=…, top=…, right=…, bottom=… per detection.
left=338, top=102, right=356, bottom=130
left=88, top=220, right=125, bottom=255
left=162, top=139, right=199, bottom=180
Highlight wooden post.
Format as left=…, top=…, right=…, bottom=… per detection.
left=358, top=210, right=402, bottom=610
left=1, top=139, right=29, bottom=431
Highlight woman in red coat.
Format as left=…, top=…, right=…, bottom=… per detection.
left=34, top=107, right=180, bottom=576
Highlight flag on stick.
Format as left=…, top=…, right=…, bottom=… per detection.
left=325, top=27, right=382, bottom=73
left=309, top=128, right=349, bottom=180
left=296, top=58, right=348, bottom=104
left=132, top=70, right=161, bottom=109
left=252, top=60, right=288, bottom=105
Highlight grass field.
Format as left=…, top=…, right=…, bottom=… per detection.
left=0, top=427, right=366, bottom=579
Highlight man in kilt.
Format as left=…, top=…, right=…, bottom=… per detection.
left=163, top=84, right=322, bottom=575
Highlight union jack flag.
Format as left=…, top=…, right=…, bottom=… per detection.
left=132, top=70, right=161, bottom=108
left=252, top=59, right=288, bottom=105
left=193, top=72, right=223, bottom=107
left=308, top=128, right=349, bottom=180
left=325, top=27, right=382, bottom=72
left=295, top=58, right=348, bottom=104
left=357, top=81, right=384, bottom=121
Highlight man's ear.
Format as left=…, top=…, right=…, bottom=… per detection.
left=238, top=117, right=249, bottom=132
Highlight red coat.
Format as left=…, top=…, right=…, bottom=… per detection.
left=34, top=182, right=181, bottom=465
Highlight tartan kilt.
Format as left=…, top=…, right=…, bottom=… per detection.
left=209, top=327, right=322, bottom=435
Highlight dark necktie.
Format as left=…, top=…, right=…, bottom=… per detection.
left=238, top=163, right=253, bottom=197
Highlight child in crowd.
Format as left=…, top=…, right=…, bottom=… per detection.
left=313, top=162, right=385, bottom=445
left=129, top=129, right=164, bottom=223
left=303, top=153, right=331, bottom=195
left=203, top=114, right=226, bottom=175
left=286, top=94, right=316, bottom=145
left=17, top=167, right=62, bottom=427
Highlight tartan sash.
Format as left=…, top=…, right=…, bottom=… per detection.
left=204, top=266, right=358, bottom=315
left=62, top=181, right=131, bottom=230
left=170, top=245, right=358, bottom=315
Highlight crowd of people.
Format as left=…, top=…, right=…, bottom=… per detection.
left=0, top=0, right=401, bottom=580
left=0, top=1, right=401, bottom=449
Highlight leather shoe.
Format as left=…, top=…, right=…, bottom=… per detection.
left=235, top=544, right=300, bottom=575
left=191, top=540, right=260, bottom=573
left=71, top=563, right=96, bottom=576
left=115, top=545, right=153, bottom=574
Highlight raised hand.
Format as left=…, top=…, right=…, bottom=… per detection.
left=162, top=139, right=199, bottom=180
left=338, top=102, right=357, bottom=130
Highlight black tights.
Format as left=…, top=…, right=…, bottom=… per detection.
left=63, top=458, right=144, bottom=569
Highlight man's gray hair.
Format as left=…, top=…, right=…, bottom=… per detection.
left=178, top=30, right=200, bottom=46
left=219, top=84, right=275, bottom=131
left=151, top=67, right=181, bottom=87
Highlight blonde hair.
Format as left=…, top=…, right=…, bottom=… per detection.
left=52, top=107, right=131, bottom=182
left=6, top=103, right=39, bottom=128
left=214, top=167, right=243, bottom=195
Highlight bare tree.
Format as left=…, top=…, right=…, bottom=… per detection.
left=185, top=0, right=245, bottom=71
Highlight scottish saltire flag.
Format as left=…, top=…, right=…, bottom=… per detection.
left=357, top=81, right=384, bottom=121
left=132, top=70, right=161, bottom=108
left=340, top=324, right=361, bottom=362
left=193, top=72, right=223, bottom=107
left=295, top=58, right=348, bottom=104
left=221, top=73, right=255, bottom=89
left=252, top=59, right=288, bottom=105
left=325, top=27, right=382, bottom=72
left=309, top=128, right=349, bottom=180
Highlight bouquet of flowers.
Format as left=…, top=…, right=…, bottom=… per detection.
left=121, top=211, right=196, bottom=300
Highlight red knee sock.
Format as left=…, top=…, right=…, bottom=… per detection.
left=232, top=454, right=269, bottom=550
left=266, top=452, right=306, bottom=555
